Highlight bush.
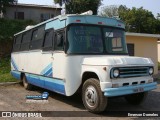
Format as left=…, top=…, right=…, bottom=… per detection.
left=0, top=19, right=36, bottom=82
left=0, top=57, right=17, bottom=82
left=0, top=18, right=36, bottom=42
left=0, top=19, right=36, bottom=58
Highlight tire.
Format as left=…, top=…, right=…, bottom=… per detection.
left=82, top=78, right=107, bottom=113
left=19, top=79, right=23, bottom=86
left=125, top=92, right=148, bottom=105
left=22, top=75, right=33, bottom=90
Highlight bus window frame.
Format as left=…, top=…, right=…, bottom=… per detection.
left=30, top=25, right=45, bottom=50
left=54, top=28, right=66, bottom=52
left=42, top=28, right=55, bottom=51
left=20, top=31, right=32, bottom=51
left=12, top=34, right=23, bottom=52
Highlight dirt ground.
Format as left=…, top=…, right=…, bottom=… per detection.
left=0, top=80, right=160, bottom=120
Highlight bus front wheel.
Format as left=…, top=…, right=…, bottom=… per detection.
left=82, top=78, right=107, bottom=113
left=22, top=75, right=33, bottom=90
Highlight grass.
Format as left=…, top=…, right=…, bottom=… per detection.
left=0, top=57, right=17, bottom=82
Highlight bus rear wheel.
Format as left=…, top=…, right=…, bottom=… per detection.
left=82, top=78, right=107, bottom=113
left=22, top=75, right=33, bottom=90
left=125, top=92, right=148, bottom=105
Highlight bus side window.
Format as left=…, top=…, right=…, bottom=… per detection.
left=20, top=31, right=32, bottom=51
left=30, top=25, right=45, bottom=50
left=12, top=34, right=22, bottom=52
left=42, top=28, right=54, bottom=51
left=55, top=31, right=64, bottom=50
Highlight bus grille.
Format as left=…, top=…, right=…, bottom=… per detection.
left=118, top=67, right=149, bottom=78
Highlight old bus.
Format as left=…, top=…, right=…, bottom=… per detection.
left=11, top=11, right=157, bottom=113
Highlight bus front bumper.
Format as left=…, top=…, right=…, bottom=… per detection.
left=104, top=82, right=157, bottom=97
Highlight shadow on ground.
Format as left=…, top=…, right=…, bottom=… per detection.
left=28, top=83, right=160, bottom=117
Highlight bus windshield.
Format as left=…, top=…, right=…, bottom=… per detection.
left=67, top=24, right=128, bottom=54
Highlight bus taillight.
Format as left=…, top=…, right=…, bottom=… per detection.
left=98, top=22, right=103, bottom=24
left=76, top=20, right=81, bottom=22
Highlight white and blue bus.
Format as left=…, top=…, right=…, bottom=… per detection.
left=11, top=11, right=157, bottom=113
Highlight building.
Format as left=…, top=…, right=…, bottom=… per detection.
left=126, top=32, right=160, bottom=74
left=4, top=3, right=62, bottom=23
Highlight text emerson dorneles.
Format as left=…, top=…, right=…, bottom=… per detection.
left=128, top=113, right=158, bottom=117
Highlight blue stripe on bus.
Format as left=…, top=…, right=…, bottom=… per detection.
left=44, top=67, right=52, bottom=76
left=11, top=58, right=18, bottom=70
left=11, top=57, right=18, bottom=71
left=11, top=71, right=21, bottom=80
left=41, top=63, right=53, bottom=77
left=40, top=63, right=52, bottom=74
left=26, top=74, right=65, bottom=95
left=47, top=71, right=53, bottom=77
left=44, top=78, right=65, bottom=95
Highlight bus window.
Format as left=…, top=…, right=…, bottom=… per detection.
left=42, top=28, right=54, bottom=51
left=12, top=34, right=22, bottom=52
left=55, top=31, right=64, bottom=50
left=67, top=25, right=103, bottom=54
left=20, top=31, right=32, bottom=51
left=30, top=25, right=45, bottom=50
left=32, top=29, right=38, bottom=41
left=15, top=35, right=22, bottom=44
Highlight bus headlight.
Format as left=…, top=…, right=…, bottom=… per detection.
left=113, top=69, right=119, bottom=78
left=149, top=67, right=154, bottom=75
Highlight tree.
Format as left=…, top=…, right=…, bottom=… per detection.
left=54, top=0, right=70, bottom=6
left=0, top=0, right=16, bottom=13
left=100, top=5, right=119, bottom=17
left=100, top=5, right=160, bottom=33
left=157, top=13, right=160, bottom=20
left=119, top=6, right=157, bottom=33
left=99, top=5, right=129, bottom=18
left=118, top=5, right=129, bottom=20
left=155, top=19, right=160, bottom=34
left=54, top=0, right=101, bottom=15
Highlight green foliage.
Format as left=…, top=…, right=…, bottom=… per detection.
left=0, top=19, right=36, bottom=82
left=0, top=57, right=17, bottom=82
left=100, top=5, right=119, bottom=17
left=54, top=0, right=101, bottom=15
left=119, top=6, right=158, bottom=34
left=100, top=5, right=160, bottom=34
left=0, top=19, right=36, bottom=58
left=155, top=19, right=160, bottom=33
left=0, top=0, right=15, bottom=13
left=54, top=0, right=69, bottom=6
left=0, top=18, right=36, bottom=42
left=0, top=58, right=10, bottom=74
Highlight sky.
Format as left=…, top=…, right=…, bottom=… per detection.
left=18, top=0, right=160, bottom=17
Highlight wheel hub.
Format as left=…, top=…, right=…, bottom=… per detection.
left=85, top=86, right=98, bottom=107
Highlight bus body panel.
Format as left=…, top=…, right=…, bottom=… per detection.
left=11, top=51, right=83, bottom=96
left=11, top=51, right=67, bottom=95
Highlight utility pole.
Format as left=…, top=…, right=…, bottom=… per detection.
left=14, top=0, right=18, bottom=19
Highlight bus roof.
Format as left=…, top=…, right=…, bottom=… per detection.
left=14, top=14, right=125, bottom=36
left=66, top=15, right=125, bottom=28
